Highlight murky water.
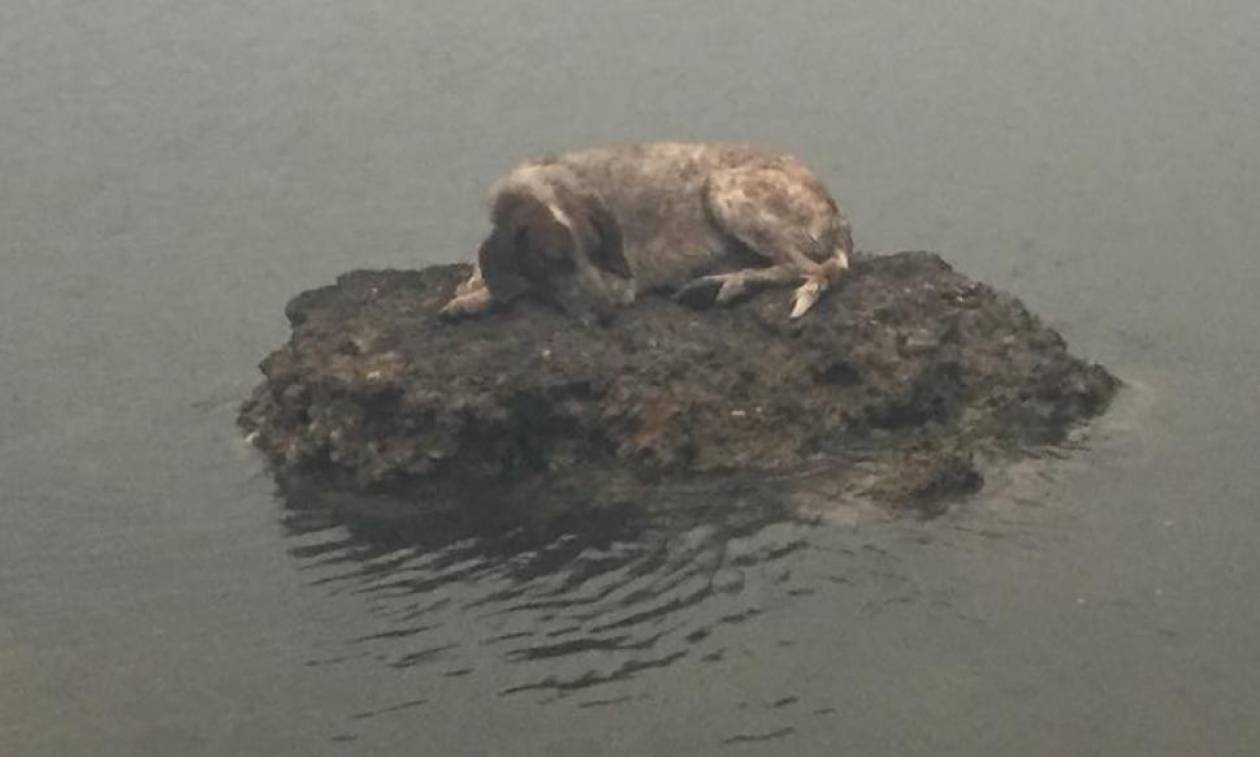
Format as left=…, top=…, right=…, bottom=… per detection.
left=3, top=2, right=1259, bottom=753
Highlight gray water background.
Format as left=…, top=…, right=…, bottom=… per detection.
left=3, top=1, right=1259, bottom=753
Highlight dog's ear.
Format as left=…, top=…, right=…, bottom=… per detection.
left=477, top=223, right=532, bottom=303
left=579, top=194, right=632, bottom=280
left=481, top=191, right=576, bottom=302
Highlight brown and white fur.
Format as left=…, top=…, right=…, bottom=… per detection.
left=440, top=142, right=852, bottom=321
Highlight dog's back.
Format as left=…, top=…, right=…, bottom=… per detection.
left=551, top=143, right=724, bottom=291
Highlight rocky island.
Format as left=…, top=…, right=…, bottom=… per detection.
left=239, top=252, right=1118, bottom=517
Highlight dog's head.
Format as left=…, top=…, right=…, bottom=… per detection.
left=479, top=187, right=631, bottom=317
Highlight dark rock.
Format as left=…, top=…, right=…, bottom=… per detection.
left=239, top=252, right=1119, bottom=516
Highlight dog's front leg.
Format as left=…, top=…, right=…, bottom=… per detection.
left=440, top=265, right=495, bottom=319
left=440, top=287, right=493, bottom=319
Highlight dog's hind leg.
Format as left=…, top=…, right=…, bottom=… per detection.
left=674, top=264, right=799, bottom=308
left=704, top=166, right=849, bottom=318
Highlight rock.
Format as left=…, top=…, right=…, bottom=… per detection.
left=238, top=252, right=1119, bottom=516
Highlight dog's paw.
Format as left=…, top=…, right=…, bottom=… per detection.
left=673, top=276, right=723, bottom=309
left=789, top=280, right=824, bottom=319
left=439, top=289, right=492, bottom=321
left=713, top=276, right=751, bottom=305
left=675, top=274, right=753, bottom=309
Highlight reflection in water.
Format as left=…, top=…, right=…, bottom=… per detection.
left=276, top=474, right=827, bottom=722
left=264, top=434, right=1095, bottom=743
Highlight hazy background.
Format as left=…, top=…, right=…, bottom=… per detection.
left=3, top=1, right=1259, bottom=754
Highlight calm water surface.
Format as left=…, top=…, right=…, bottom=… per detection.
left=3, top=2, right=1259, bottom=754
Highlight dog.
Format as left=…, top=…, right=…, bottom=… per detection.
left=440, top=142, right=852, bottom=321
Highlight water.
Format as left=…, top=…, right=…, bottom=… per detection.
left=3, top=1, right=1259, bottom=753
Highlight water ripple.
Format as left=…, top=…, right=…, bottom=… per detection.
left=272, top=473, right=900, bottom=740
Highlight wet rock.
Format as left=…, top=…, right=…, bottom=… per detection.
left=239, top=252, right=1119, bottom=515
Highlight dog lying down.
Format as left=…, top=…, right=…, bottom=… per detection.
left=440, top=142, right=853, bottom=321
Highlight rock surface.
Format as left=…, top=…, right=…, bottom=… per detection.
left=239, top=252, right=1119, bottom=516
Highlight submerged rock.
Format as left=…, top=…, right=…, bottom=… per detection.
left=239, top=252, right=1119, bottom=516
